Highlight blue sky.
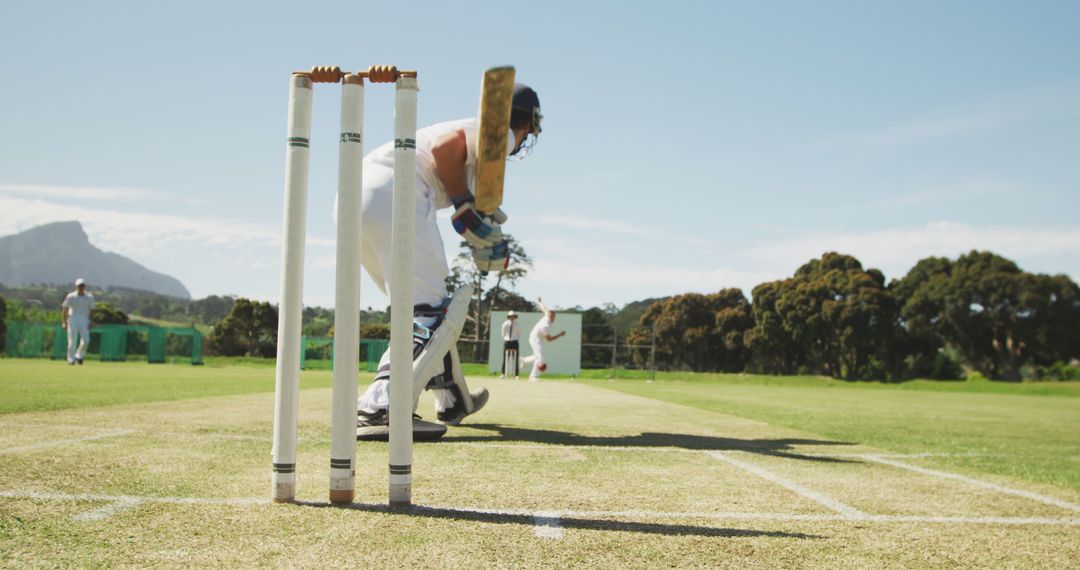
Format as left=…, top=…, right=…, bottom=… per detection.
left=1, top=1, right=1078, bottom=310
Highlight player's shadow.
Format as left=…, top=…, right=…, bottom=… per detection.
left=448, top=424, right=857, bottom=463
left=296, top=502, right=823, bottom=540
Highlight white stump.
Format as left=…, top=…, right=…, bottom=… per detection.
left=271, top=73, right=313, bottom=502
left=388, top=75, right=418, bottom=506
left=329, top=74, right=365, bottom=504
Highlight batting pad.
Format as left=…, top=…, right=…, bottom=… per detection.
left=412, top=284, right=473, bottom=399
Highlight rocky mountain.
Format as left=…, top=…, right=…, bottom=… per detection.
left=0, top=221, right=191, bottom=299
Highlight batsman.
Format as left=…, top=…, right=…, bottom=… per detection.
left=348, top=68, right=542, bottom=440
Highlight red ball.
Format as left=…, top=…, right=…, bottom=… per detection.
left=537, top=362, right=547, bottom=372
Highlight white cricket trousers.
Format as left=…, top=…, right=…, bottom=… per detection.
left=522, top=339, right=546, bottom=379
left=67, top=317, right=90, bottom=362
left=347, top=161, right=453, bottom=412
left=357, top=161, right=450, bottom=308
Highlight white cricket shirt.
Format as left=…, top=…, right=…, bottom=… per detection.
left=62, top=291, right=95, bottom=321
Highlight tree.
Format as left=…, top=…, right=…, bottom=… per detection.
left=745, top=280, right=804, bottom=375
left=746, top=253, right=895, bottom=379
left=188, top=295, right=236, bottom=324
left=793, top=253, right=895, bottom=379
left=1021, top=273, right=1080, bottom=366
left=712, top=289, right=754, bottom=372
left=91, top=302, right=129, bottom=325
left=208, top=298, right=278, bottom=357
left=489, top=289, right=536, bottom=313
left=302, top=306, right=334, bottom=337
left=580, top=306, right=615, bottom=369
left=359, top=323, right=391, bottom=340
left=447, top=235, right=533, bottom=358
left=634, top=289, right=753, bottom=372
left=894, top=251, right=1080, bottom=380
left=889, top=256, right=959, bottom=379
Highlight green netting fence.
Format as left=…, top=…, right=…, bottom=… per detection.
left=4, top=321, right=390, bottom=371
left=300, top=336, right=388, bottom=372
left=2, top=321, right=203, bottom=365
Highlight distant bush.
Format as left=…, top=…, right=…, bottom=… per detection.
left=928, top=351, right=964, bottom=380
left=208, top=299, right=277, bottom=357
left=91, top=302, right=129, bottom=325
left=1039, top=361, right=1080, bottom=382
left=359, top=324, right=390, bottom=340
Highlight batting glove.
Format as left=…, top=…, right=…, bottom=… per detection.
left=451, top=194, right=503, bottom=249
left=472, top=240, right=510, bottom=275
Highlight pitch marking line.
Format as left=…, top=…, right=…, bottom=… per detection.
left=707, top=451, right=867, bottom=518
left=0, top=429, right=134, bottom=455
left=72, top=497, right=142, bottom=522
left=532, top=510, right=565, bottom=539
left=448, top=442, right=1000, bottom=460
left=862, top=454, right=1080, bottom=513
left=0, top=426, right=1041, bottom=459
left=2, top=490, right=1078, bottom=526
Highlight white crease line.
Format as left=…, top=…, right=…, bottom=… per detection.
left=827, top=452, right=989, bottom=458
left=862, top=455, right=1080, bottom=513
left=707, top=451, right=867, bottom=518
left=153, top=431, right=267, bottom=442
left=72, top=497, right=142, bottom=522
left=565, top=509, right=1080, bottom=526
left=0, top=430, right=134, bottom=455
left=0, top=427, right=1029, bottom=459
left=2, top=491, right=1078, bottom=526
left=0, top=490, right=262, bottom=506
left=2, top=424, right=283, bottom=443
left=444, top=443, right=988, bottom=460
left=533, top=510, right=565, bottom=539
left=450, top=442, right=696, bottom=453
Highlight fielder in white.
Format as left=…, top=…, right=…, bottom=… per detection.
left=349, top=83, right=543, bottom=440
left=522, top=297, right=566, bottom=381
left=60, top=278, right=95, bottom=365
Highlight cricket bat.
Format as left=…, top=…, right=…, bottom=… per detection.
left=474, top=65, right=516, bottom=215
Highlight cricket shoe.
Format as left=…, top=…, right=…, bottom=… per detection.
left=356, top=408, right=447, bottom=442
left=436, top=388, right=489, bottom=426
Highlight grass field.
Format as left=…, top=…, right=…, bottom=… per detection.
left=1, top=358, right=1079, bottom=567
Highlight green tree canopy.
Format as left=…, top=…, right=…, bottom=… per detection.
left=893, top=250, right=1080, bottom=380
left=746, top=252, right=894, bottom=379
left=636, top=288, right=753, bottom=372
left=208, top=298, right=277, bottom=357
left=91, top=302, right=129, bottom=325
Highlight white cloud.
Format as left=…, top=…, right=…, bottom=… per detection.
left=0, top=194, right=338, bottom=303
left=531, top=259, right=772, bottom=299
left=524, top=214, right=728, bottom=251
left=518, top=221, right=1080, bottom=307
left=5, top=188, right=1077, bottom=310
left=0, top=195, right=334, bottom=256
left=746, top=221, right=1080, bottom=281
left=531, top=215, right=649, bottom=236
left=0, top=182, right=202, bottom=205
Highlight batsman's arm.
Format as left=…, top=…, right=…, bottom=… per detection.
left=431, top=129, right=469, bottom=203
